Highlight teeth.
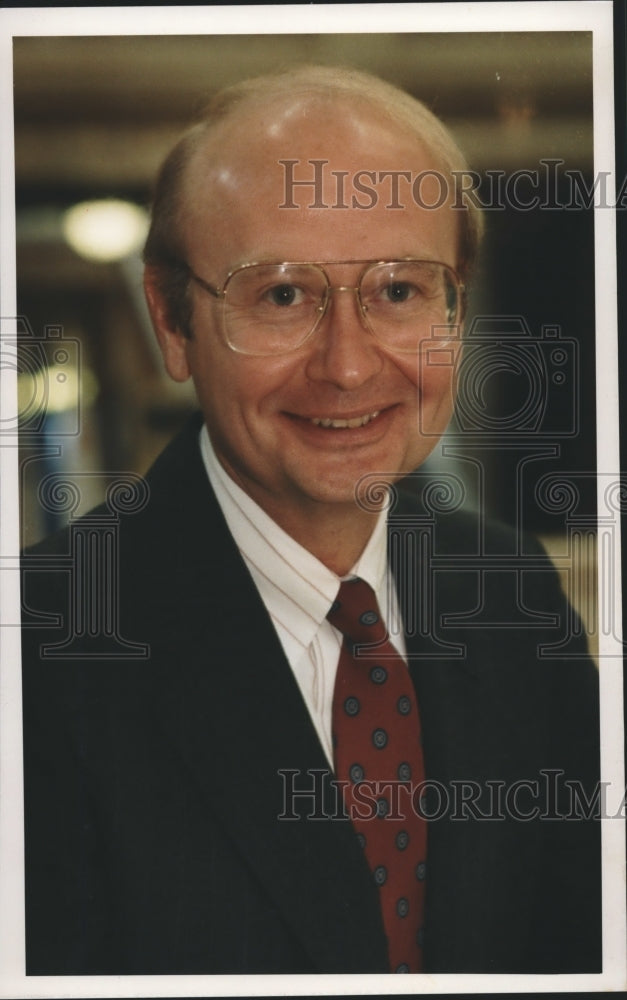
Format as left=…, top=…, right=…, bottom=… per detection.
left=311, top=411, right=380, bottom=429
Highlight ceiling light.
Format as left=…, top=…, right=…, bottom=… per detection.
left=63, top=198, right=148, bottom=263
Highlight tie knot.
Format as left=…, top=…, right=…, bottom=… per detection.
left=327, top=578, right=386, bottom=645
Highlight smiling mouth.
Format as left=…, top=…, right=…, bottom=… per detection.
left=309, top=410, right=381, bottom=429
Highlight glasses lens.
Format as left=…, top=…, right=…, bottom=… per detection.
left=221, top=260, right=460, bottom=355
left=224, top=264, right=326, bottom=355
left=360, top=262, right=460, bottom=351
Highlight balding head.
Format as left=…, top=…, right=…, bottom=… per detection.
left=144, top=66, right=482, bottom=335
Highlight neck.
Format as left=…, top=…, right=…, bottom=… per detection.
left=207, top=434, right=386, bottom=575
left=257, top=495, right=382, bottom=577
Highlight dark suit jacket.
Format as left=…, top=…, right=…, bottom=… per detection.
left=21, top=415, right=601, bottom=975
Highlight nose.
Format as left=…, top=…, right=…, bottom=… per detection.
left=304, top=286, right=385, bottom=389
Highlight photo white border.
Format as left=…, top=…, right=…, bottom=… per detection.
left=1, top=3, right=624, bottom=996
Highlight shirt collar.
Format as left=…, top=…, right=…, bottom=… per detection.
left=199, top=425, right=389, bottom=644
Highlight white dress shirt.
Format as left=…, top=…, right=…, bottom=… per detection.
left=199, top=425, right=406, bottom=766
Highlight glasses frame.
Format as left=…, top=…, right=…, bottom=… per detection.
left=185, top=258, right=465, bottom=356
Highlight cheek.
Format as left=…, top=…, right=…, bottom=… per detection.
left=417, top=344, right=460, bottom=400
left=414, top=348, right=459, bottom=440
left=188, top=344, right=302, bottom=423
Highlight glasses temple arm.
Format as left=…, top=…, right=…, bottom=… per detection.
left=188, top=270, right=222, bottom=299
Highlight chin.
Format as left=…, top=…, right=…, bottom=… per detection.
left=302, top=471, right=397, bottom=512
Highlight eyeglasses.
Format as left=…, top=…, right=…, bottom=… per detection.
left=186, top=258, right=464, bottom=357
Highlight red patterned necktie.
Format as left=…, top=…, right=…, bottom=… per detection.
left=328, top=577, right=427, bottom=973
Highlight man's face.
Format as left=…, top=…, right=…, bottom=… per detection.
left=151, top=98, right=461, bottom=529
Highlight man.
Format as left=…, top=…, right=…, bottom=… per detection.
left=21, top=66, right=600, bottom=975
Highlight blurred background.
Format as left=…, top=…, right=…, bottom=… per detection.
left=13, top=31, right=599, bottom=649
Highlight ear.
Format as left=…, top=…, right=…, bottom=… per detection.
left=143, top=266, right=192, bottom=383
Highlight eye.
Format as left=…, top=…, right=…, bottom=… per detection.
left=265, top=283, right=305, bottom=307
left=382, top=281, right=417, bottom=304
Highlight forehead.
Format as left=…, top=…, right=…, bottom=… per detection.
left=181, top=94, right=458, bottom=266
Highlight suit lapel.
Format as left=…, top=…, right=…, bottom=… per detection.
left=388, top=495, right=487, bottom=967
left=390, top=498, right=547, bottom=971
left=128, top=418, right=389, bottom=973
